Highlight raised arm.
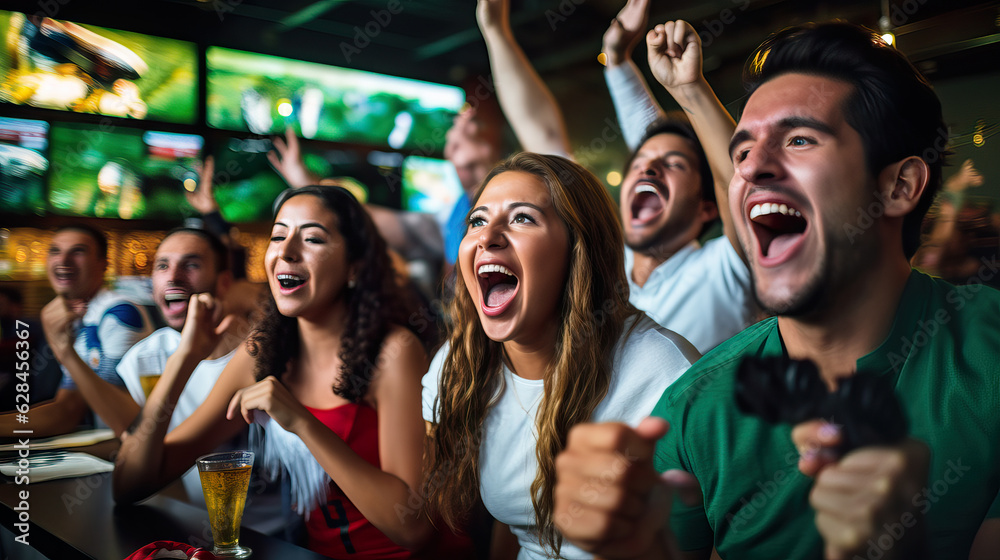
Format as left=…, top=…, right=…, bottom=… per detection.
left=477, top=0, right=571, bottom=156
left=114, top=294, right=246, bottom=504
left=603, top=0, right=667, bottom=151
left=38, top=296, right=142, bottom=436
left=227, top=327, right=434, bottom=549
left=647, top=21, right=743, bottom=262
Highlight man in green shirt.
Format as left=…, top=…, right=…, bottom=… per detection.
left=553, top=21, right=999, bottom=560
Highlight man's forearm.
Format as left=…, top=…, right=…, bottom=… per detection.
left=56, top=351, right=139, bottom=436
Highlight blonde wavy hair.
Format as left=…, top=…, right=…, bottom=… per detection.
left=427, top=152, right=638, bottom=553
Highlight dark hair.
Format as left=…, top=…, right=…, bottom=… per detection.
left=625, top=114, right=715, bottom=205
left=743, top=21, right=947, bottom=258
left=247, top=186, right=412, bottom=402
left=160, top=227, right=230, bottom=273
left=55, top=224, right=108, bottom=260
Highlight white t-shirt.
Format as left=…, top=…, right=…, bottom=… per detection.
left=118, top=327, right=235, bottom=431
left=117, top=327, right=236, bottom=505
left=625, top=237, right=753, bottom=355
left=422, top=315, right=699, bottom=560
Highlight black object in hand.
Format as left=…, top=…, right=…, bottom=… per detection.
left=735, top=356, right=908, bottom=453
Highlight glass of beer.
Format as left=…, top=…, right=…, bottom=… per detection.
left=139, top=374, right=161, bottom=398
left=197, top=451, right=254, bottom=558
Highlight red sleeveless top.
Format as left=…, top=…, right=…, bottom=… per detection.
left=304, top=403, right=411, bottom=559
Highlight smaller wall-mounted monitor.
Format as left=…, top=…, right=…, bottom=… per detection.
left=0, top=116, right=48, bottom=215
left=0, top=11, right=198, bottom=124
left=207, top=47, right=465, bottom=152
left=210, top=136, right=289, bottom=224
left=47, top=123, right=202, bottom=220
left=401, top=155, right=463, bottom=215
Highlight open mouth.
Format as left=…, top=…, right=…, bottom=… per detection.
left=53, top=269, right=76, bottom=283
left=276, top=273, right=306, bottom=291
left=477, top=264, right=519, bottom=312
left=163, top=291, right=189, bottom=313
left=630, top=181, right=667, bottom=224
left=749, top=202, right=808, bottom=260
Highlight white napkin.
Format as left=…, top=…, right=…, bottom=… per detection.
left=0, top=429, right=115, bottom=452
left=0, top=452, right=114, bottom=483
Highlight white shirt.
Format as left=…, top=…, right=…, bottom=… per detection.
left=423, top=315, right=699, bottom=560
left=625, top=237, right=753, bottom=354
left=117, top=327, right=235, bottom=432
left=117, top=327, right=236, bottom=505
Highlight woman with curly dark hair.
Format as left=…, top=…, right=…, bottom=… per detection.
left=114, top=185, right=437, bottom=558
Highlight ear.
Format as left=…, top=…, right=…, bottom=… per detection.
left=877, top=156, right=930, bottom=218
left=699, top=200, right=720, bottom=225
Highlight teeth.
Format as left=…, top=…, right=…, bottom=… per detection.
left=164, top=293, right=188, bottom=302
left=478, top=264, right=514, bottom=276
left=635, top=184, right=658, bottom=195
left=750, top=203, right=802, bottom=220
left=276, top=274, right=303, bottom=281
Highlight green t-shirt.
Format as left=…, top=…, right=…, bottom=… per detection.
left=652, top=270, right=1000, bottom=559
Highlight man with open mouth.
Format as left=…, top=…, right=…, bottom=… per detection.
left=479, top=0, right=753, bottom=355
left=0, top=225, right=152, bottom=437
left=555, top=21, right=1000, bottom=560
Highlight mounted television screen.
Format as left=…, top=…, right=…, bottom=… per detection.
left=401, top=155, right=462, bottom=215
left=207, top=47, right=465, bottom=151
left=209, top=136, right=289, bottom=224
left=47, top=123, right=202, bottom=220
left=0, top=11, right=197, bottom=123
left=0, top=117, right=48, bottom=215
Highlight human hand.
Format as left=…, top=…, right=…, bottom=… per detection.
left=646, top=20, right=703, bottom=91
left=476, top=0, right=511, bottom=37
left=944, top=159, right=984, bottom=193
left=176, top=293, right=234, bottom=362
left=268, top=128, right=319, bottom=189
left=40, top=296, right=85, bottom=360
left=185, top=156, right=219, bottom=214
left=226, top=375, right=308, bottom=433
left=554, top=417, right=699, bottom=559
left=602, top=0, right=651, bottom=67
left=793, top=420, right=930, bottom=560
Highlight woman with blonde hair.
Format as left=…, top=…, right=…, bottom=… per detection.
left=423, top=152, right=699, bottom=558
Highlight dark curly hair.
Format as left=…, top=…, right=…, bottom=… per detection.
left=246, top=185, right=416, bottom=402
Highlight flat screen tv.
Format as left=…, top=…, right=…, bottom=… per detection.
left=47, top=123, right=202, bottom=220
left=0, top=11, right=197, bottom=123
left=0, top=116, right=48, bottom=215
left=401, top=155, right=462, bottom=215
left=207, top=47, right=464, bottom=151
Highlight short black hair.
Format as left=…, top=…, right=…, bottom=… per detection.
left=625, top=115, right=715, bottom=206
left=743, top=21, right=947, bottom=259
left=160, top=227, right=230, bottom=273
left=54, top=224, right=108, bottom=260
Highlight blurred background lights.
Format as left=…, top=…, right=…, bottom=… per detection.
left=277, top=99, right=293, bottom=117
left=606, top=171, right=622, bottom=186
